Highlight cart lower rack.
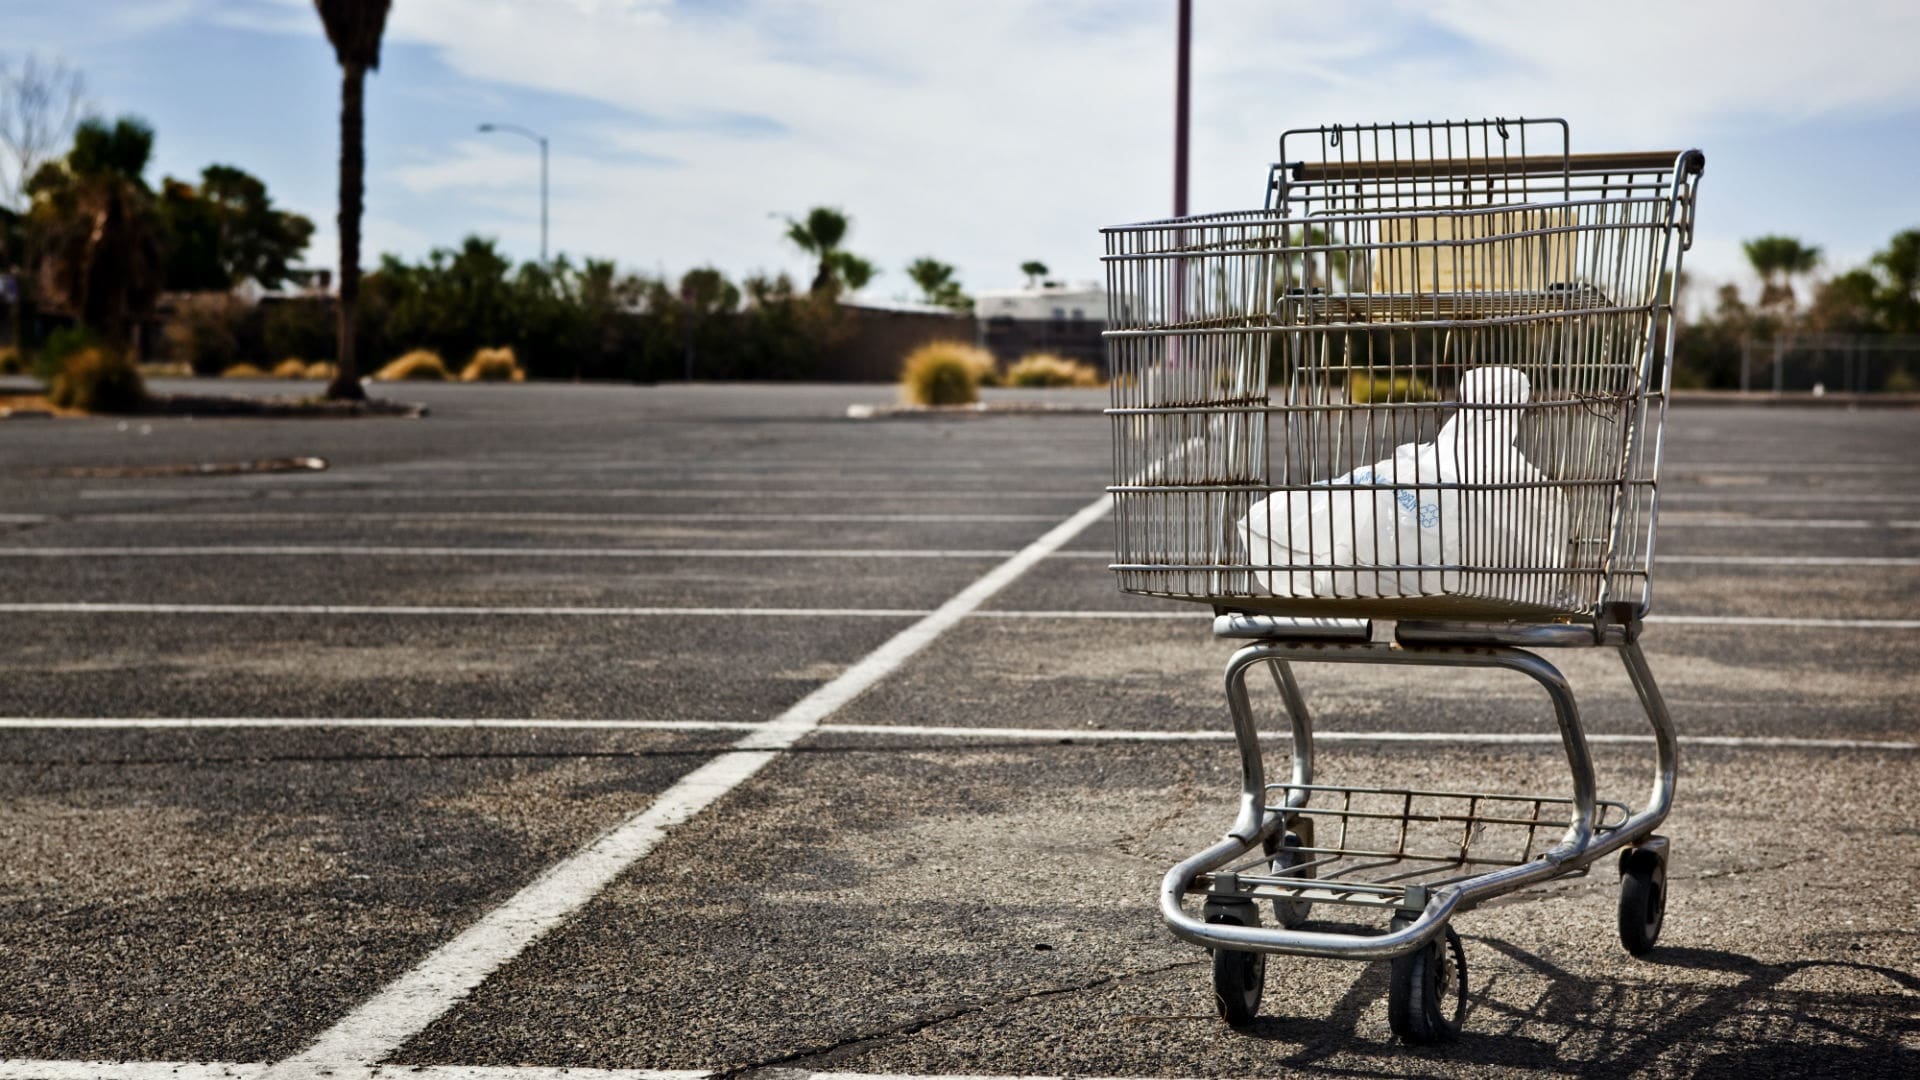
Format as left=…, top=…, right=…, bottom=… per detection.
left=1102, top=119, right=1704, bottom=1045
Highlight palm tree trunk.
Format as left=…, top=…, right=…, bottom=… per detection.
left=327, top=62, right=367, bottom=400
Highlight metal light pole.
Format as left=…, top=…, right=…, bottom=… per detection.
left=1174, top=0, right=1191, bottom=217
left=478, top=122, right=548, bottom=262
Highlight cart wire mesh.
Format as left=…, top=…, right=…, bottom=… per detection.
left=1104, top=119, right=1705, bottom=622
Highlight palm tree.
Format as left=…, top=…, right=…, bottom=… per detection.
left=907, top=256, right=969, bottom=311
left=314, top=0, right=392, bottom=400
left=1020, top=260, right=1048, bottom=288
left=1871, top=229, right=1920, bottom=334
left=784, top=206, right=875, bottom=296
left=1742, top=234, right=1820, bottom=310
left=27, top=116, right=163, bottom=348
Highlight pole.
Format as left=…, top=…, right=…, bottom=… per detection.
left=1772, top=336, right=1784, bottom=394
left=539, top=136, right=549, bottom=264
left=1740, top=338, right=1750, bottom=392
left=1173, top=0, right=1191, bottom=217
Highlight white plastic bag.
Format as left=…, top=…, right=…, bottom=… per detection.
left=1239, top=366, right=1568, bottom=603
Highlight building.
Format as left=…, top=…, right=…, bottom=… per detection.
left=974, top=280, right=1107, bottom=371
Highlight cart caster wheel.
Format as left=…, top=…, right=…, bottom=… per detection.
left=1265, top=829, right=1313, bottom=928
left=1388, top=925, right=1467, bottom=1045
left=1205, top=901, right=1265, bottom=1028
left=1618, top=845, right=1667, bottom=956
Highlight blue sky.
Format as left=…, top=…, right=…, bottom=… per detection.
left=6, top=0, right=1920, bottom=302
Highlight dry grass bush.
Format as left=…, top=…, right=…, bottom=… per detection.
left=49, top=348, right=147, bottom=413
left=304, top=360, right=334, bottom=380
left=1006, top=352, right=1103, bottom=387
left=0, top=346, right=25, bottom=376
left=899, top=340, right=983, bottom=406
left=374, top=349, right=451, bottom=382
left=460, top=345, right=526, bottom=382
left=222, top=362, right=267, bottom=378
left=272, top=358, right=309, bottom=379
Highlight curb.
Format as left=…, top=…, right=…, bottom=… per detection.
left=847, top=402, right=1105, bottom=419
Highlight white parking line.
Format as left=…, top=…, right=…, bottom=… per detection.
left=6, top=547, right=1918, bottom=568
left=66, top=512, right=1063, bottom=524
left=1, top=716, right=1910, bottom=752
left=76, top=487, right=1093, bottom=501
left=0, top=1063, right=1190, bottom=1080
left=264, top=494, right=1114, bottom=1075
left=0, top=546, right=1020, bottom=560
left=4, top=603, right=1916, bottom=629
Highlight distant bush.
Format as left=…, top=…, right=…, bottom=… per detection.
left=261, top=299, right=334, bottom=364
left=222, top=362, right=267, bottom=378
left=49, top=348, right=147, bottom=413
left=138, top=361, right=192, bottom=378
left=1006, top=352, right=1102, bottom=387
left=900, top=341, right=983, bottom=405
left=272, top=358, right=309, bottom=379
left=1347, top=372, right=1434, bottom=403
left=0, top=346, right=24, bottom=376
left=374, top=349, right=450, bottom=381
left=1887, top=368, right=1918, bottom=393
left=165, top=293, right=255, bottom=376
left=460, top=345, right=526, bottom=382
left=304, top=360, right=334, bottom=380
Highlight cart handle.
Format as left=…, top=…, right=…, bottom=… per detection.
left=1289, top=150, right=1697, bottom=183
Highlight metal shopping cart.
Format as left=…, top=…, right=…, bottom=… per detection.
left=1101, top=118, right=1705, bottom=1043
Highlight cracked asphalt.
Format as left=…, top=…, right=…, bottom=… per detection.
left=0, top=380, right=1915, bottom=1077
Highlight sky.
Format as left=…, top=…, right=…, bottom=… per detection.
left=6, top=0, right=1920, bottom=303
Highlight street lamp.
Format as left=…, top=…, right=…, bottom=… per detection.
left=478, top=122, right=549, bottom=262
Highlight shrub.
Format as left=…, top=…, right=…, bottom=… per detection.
left=1347, top=372, right=1435, bottom=403
left=165, top=293, right=255, bottom=375
left=272, top=358, right=309, bottom=378
left=1006, top=352, right=1103, bottom=387
left=374, top=349, right=451, bottom=381
left=460, top=345, right=526, bottom=382
left=222, top=363, right=267, bottom=378
left=48, top=348, right=147, bottom=413
left=0, top=346, right=25, bottom=375
left=304, top=360, right=334, bottom=380
left=137, top=361, right=193, bottom=378
left=1886, top=368, right=1918, bottom=393
left=899, top=340, right=981, bottom=405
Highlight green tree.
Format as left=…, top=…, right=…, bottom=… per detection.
left=26, top=115, right=163, bottom=347
left=1870, top=228, right=1920, bottom=334
left=158, top=164, right=314, bottom=291
left=314, top=0, right=392, bottom=400
left=1742, top=234, right=1820, bottom=310
left=1020, top=260, right=1048, bottom=288
left=783, top=206, right=874, bottom=296
left=906, top=256, right=970, bottom=311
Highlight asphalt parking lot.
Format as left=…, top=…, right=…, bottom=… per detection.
left=0, top=381, right=1915, bottom=1079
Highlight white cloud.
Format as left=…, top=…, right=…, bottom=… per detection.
left=352, top=0, right=1919, bottom=291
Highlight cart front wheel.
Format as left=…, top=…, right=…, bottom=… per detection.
left=1388, top=925, right=1467, bottom=1044
left=1265, top=828, right=1314, bottom=928
left=1618, top=846, right=1667, bottom=956
left=1206, top=902, right=1265, bottom=1028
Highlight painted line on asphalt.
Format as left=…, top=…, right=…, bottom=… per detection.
left=76, top=487, right=1094, bottom=502
left=2, top=716, right=1910, bottom=752
left=0, top=1064, right=1199, bottom=1080
left=265, top=494, right=1115, bottom=1075
left=0, top=603, right=928, bottom=617
left=0, top=546, right=1021, bottom=560
left=65, top=511, right=1065, bottom=524
left=4, top=603, right=1916, bottom=630
left=7, top=547, right=1918, bottom=568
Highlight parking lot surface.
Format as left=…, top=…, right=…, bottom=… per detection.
left=0, top=381, right=1915, bottom=1079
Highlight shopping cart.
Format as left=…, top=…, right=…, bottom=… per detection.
left=1101, top=118, right=1705, bottom=1043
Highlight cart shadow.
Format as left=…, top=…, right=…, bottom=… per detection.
left=1235, top=936, right=1920, bottom=1077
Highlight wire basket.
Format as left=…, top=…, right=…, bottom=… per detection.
left=1103, top=119, right=1705, bottom=622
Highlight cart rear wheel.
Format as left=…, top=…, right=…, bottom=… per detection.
left=1618, top=847, right=1667, bottom=956
left=1265, top=829, right=1314, bottom=928
left=1206, top=902, right=1265, bottom=1028
left=1388, top=925, right=1467, bottom=1044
